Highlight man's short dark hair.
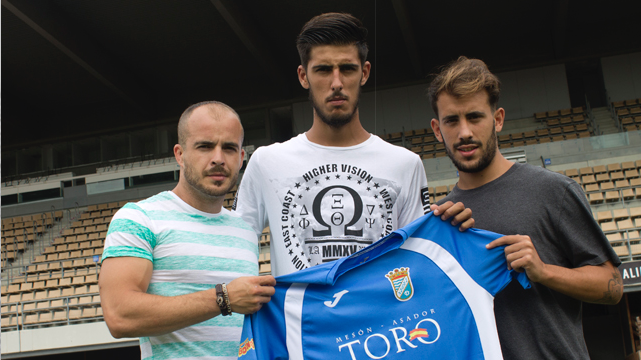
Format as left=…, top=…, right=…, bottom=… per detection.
left=428, top=56, right=501, bottom=118
left=296, top=13, right=369, bottom=69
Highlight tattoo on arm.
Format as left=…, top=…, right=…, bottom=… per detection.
left=594, top=270, right=623, bottom=304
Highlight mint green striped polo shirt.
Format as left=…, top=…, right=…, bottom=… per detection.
left=102, top=191, right=259, bottom=360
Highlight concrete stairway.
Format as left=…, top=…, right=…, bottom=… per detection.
left=2, top=210, right=80, bottom=283
left=591, top=106, right=620, bottom=135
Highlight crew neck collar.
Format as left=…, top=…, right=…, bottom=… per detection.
left=300, top=132, right=375, bottom=151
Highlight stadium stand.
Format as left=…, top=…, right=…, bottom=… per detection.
left=612, top=98, right=641, bottom=132
left=419, top=158, right=641, bottom=261
left=1, top=207, right=103, bottom=332
left=387, top=107, right=595, bottom=156
left=0, top=184, right=275, bottom=332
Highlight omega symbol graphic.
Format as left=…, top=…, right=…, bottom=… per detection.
left=276, top=164, right=402, bottom=267
left=313, top=185, right=363, bottom=237
left=385, top=267, right=414, bottom=301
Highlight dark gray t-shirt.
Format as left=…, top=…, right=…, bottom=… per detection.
left=440, top=162, right=620, bottom=360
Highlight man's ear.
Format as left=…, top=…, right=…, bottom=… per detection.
left=431, top=118, right=443, bottom=142
left=360, top=61, right=371, bottom=86
left=494, top=108, right=506, bottom=132
left=298, top=65, right=309, bottom=89
left=174, top=144, right=184, bottom=167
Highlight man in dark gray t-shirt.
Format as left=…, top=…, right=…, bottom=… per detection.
left=427, top=56, right=622, bottom=360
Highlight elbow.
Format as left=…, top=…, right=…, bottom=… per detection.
left=610, top=289, right=623, bottom=305
left=104, top=316, right=127, bottom=339
left=103, top=311, right=139, bottom=339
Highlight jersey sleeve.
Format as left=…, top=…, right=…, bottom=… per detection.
left=101, top=202, right=156, bottom=262
left=408, top=214, right=530, bottom=296
left=555, top=181, right=621, bottom=267
left=397, top=155, right=430, bottom=228
left=238, top=315, right=259, bottom=360
left=238, top=285, right=289, bottom=360
left=234, top=149, right=268, bottom=236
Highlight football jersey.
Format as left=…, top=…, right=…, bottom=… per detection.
left=239, top=213, right=530, bottom=360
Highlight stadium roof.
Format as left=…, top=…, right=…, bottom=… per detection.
left=2, top=0, right=640, bottom=150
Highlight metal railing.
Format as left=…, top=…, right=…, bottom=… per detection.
left=584, top=94, right=600, bottom=135
left=605, top=89, right=623, bottom=132
left=2, top=292, right=102, bottom=332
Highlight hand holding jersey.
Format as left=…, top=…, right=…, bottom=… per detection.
left=430, top=201, right=475, bottom=230
left=487, top=235, right=544, bottom=275
left=238, top=213, right=530, bottom=360
left=226, top=275, right=276, bottom=314
left=488, top=234, right=622, bottom=304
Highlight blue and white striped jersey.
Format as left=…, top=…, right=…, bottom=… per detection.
left=239, top=213, right=530, bottom=360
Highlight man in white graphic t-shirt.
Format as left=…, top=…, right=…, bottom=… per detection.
left=234, top=13, right=473, bottom=276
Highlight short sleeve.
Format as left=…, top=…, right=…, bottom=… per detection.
left=234, top=149, right=268, bottom=236
left=238, top=316, right=259, bottom=360
left=555, top=181, right=621, bottom=267
left=397, top=156, right=430, bottom=228
left=409, top=214, right=530, bottom=296
left=101, top=202, right=156, bottom=263
left=239, top=286, right=289, bottom=360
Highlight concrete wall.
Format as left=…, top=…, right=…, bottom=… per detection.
left=499, top=65, right=571, bottom=119
left=1, top=183, right=175, bottom=219
left=1, top=322, right=137, bottom=357
left=602, top=52, right=641, bottom=102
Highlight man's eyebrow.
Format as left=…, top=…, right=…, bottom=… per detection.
left=465, top=111, right=486, bottom=118
left=311, top=64, right=332, bottom=71
left=222, top=141, right=240, bottom=149
left=442, top=114, right=459, bottom=122
left=193, top=140, right=240, bottom=149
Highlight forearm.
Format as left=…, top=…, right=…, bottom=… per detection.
left=537, top=262, right=622, bottom=304
left=104, top=288, right=220, bottom=338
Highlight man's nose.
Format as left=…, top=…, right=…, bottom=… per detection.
left=458, top=119, right=473, bottom=140
left=210, top=147, right=225, bottom=165
left=331, top=68, right=343, bottom=92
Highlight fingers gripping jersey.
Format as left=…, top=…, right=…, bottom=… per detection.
left=239, top=214, right=530, bottom=360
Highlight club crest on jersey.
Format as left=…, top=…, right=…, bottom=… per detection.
left=385, top=267, right=414, bottom=301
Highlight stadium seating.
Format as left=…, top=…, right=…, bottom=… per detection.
left=1, top=184, right=264, bottom=331
left=386, top=107, right=593, bottom=155
left=2, top=204, right=108, bottom=331
left=1, top=212, right=61, bottom=269
left=3, top=158, right=640, bottom=332
left=613, top=98, right=641, bottom=131
left=421, top=159, right=641, bottom=260
left=389, top=127, right=449, bottom=159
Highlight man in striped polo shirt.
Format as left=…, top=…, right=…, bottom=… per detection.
left=100, top=101, right=276, bottom=360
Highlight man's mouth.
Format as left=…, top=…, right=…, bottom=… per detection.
left=456, top=144, right=479, bottom=157
left=327, top=94, right=348, bottom=106
left=206, top=172, right=228, bottom=181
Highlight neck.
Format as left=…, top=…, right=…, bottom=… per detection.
left=456, top=152, right=514, bottom=190
left=172, top=181, right=224, bottom=214
left=305, top=109, right=370, bottom=147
